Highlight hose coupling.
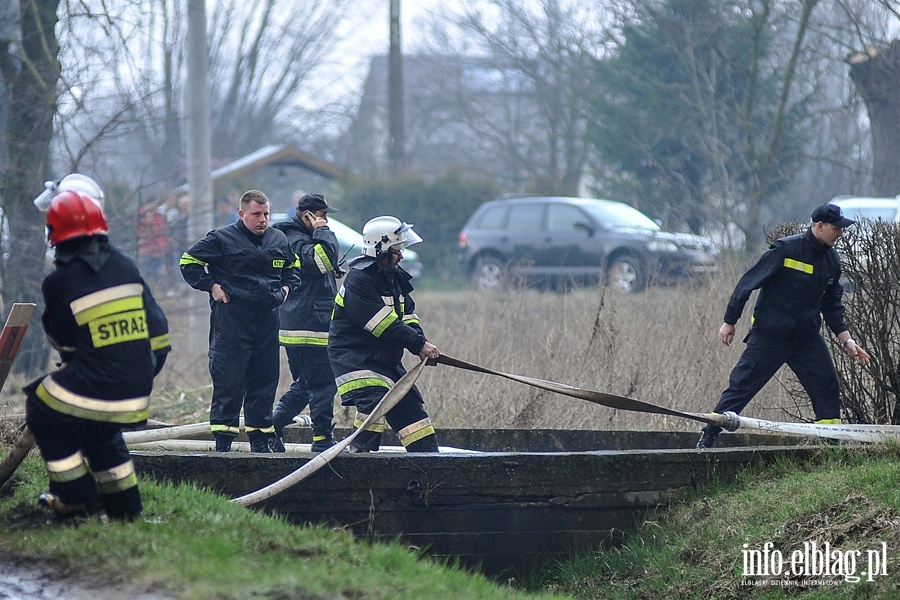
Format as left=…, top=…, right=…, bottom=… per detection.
left=721, top=411, right=741, bottom=432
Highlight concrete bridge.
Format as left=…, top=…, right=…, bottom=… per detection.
left=132, top=429, right=817, bottom=577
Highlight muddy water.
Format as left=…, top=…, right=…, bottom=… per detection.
left=0, top=559, right=176, bottom=600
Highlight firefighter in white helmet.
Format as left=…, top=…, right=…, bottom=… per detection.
left=328, top=216, right=441, bottom=452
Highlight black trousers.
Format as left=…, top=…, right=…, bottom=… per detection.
left=208, top=303, right=279, bottom=433
left=351, top=384, right=438, bottom=452
left=712, top=330, right=840, bottom=421
left=25, top=395, right=142, bottom=519
left=273, top=345, right=336, bottom=434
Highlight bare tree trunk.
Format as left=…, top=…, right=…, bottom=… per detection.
left=0, top=0, right=61, bottom=375
left=740, top=0, right=820, bottom=253
left=388, top=0, right=405, bottom=177
left=848, top=41, right=900, bottom=196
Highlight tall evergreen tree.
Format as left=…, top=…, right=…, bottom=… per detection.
left=587, top=0, right=817, bottom=249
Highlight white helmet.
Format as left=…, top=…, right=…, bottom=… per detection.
left=362, top=216, right=422, bottom=257
left=33, top=173, right=105, bottom=212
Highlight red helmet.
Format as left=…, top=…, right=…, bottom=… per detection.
left=46, top=190, right=108, bottom=246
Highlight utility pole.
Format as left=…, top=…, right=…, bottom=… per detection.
left=186, top=0, right=213, bottom=355
left=388, top=0, right=405, bottom=176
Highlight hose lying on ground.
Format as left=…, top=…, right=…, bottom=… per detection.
left=231, top=358, right=429, bottom=506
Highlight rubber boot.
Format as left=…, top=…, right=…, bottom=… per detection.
left=349, top=428, right=381, bottom=453
left=214, top=433, right=234, bottom=453
left=100, top=486, right=143, bottom=522
left=248, top=431, right=279, bottom=453
left=696, top=424, right=722, bottom=449
left=310, top=429, right=336, bottom=453
left=404, top=433, right=440, bottom=453
left=272, top=404, right=293, bottom=449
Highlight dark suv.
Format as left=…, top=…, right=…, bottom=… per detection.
left=458, top=196, right=718, bottom=292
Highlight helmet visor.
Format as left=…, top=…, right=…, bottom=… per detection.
left=33, top=181, right=57, bottom=212
left=396, top=223, right=422, bottom=248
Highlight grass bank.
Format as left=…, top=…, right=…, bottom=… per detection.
left=535, top=444, right=900, bottom=599
left=0, top=453, right=563, bottom=600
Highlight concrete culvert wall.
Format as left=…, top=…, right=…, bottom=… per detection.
left=132, top=429, right=820, bottom=577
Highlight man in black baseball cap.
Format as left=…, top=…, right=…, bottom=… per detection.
left=695, top=200, right=870, bottom=449
left=811, top=203, right=855, bottom=228
left=296, top=193, right=338, bottom=215
left=270, top=192, right=341, bottom=452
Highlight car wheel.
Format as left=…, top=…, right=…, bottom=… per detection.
left=472, top=255, right=506, bottom=291
left=607, top=256, right=644, bottom=293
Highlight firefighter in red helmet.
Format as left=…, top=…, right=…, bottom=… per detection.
left=25, top=190, right=171, bottom=520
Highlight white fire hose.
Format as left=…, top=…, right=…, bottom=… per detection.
left=231, top=358, right=429, bottom=506
left=8, top=350, right=900, bottom=502
left=705, top=411, right=900, bottom=443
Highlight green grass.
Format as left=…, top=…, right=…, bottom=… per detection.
left=0, top=452, right=565, bottom=600
left=533, top=445, right=900, bottom=599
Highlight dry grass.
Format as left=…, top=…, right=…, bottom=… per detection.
left=416, top=260, right=813, bottom=432
left=0, top=257, right=823, bottom=432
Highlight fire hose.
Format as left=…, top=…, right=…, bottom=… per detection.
left=229, top=354, right=900, bottom=506
left=231, top=358, right=430, bottom=506
left=434, top=355, right=900, bottom=443
left=6, top=344, right=900, bottom=498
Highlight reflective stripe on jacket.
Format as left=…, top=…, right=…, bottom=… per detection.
left=724, top=228, right=847, bottom=340
left=273, top=215, right=339, bottom=345
left=33, top=236, right=169, bottom=425
left=328, top=255, right=425, bottom=399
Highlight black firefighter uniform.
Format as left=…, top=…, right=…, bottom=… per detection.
left=180, top=220, right=300, bottom=444
left=328, top=254, right=438, bottom=452
left=712, top=227, right=848, bottom=422
left=271, top=215, right=340, bottom=442
left=25, top=235, right=171, bottom=519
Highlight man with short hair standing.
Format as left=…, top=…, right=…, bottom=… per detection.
left=697, top=203, right=871, bottom=449
left=272, top=193, right=342, bottom=452
left=181, top=190, right=300, bottom=452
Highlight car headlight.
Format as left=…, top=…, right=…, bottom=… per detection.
left=648, top=240, right=679, bottom=252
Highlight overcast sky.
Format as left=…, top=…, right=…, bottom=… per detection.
left=300, top=1, right=450, bottom=111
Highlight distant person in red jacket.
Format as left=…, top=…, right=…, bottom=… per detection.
left=137, top=199, right=169, bottom=292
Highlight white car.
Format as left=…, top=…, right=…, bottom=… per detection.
left=829, top=196, right=900, bottom=292
left=830, top=196, right=900, bottom=223
left=271, top=213, right=423, bottom=279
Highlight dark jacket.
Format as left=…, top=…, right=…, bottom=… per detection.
left=272, top=215, right=339, bottom=345
left=725, top=228, right=847, bottom=340
left=180, top=220, right=300, bottom=311
left=328, top=255, right=425, bottom=399
left=30, top=235, right=170, bottom=425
